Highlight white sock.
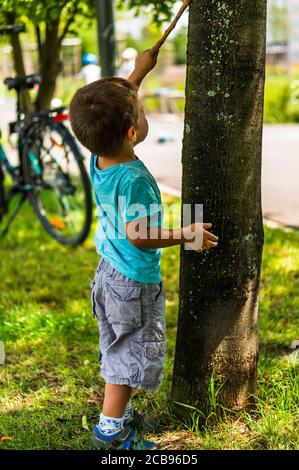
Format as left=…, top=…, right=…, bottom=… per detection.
left=98, top=413, right=123, bottom=436
left=122, top=400, right=133, bottom=423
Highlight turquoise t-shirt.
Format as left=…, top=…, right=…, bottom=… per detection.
left=89, top=155, right=163, bottom=283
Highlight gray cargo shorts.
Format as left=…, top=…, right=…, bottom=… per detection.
left=90, top=258, right=166, bottom=392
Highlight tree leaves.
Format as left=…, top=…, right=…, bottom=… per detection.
left=0, top=1, right=95, bottom=24
left=0, top=0, right=178, bottom=110
left=116, top=0, right=176, bottom=23
left=0, top=0, right=177, bottom=25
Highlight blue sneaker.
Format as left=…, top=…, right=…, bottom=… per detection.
left=92, top=425, right=158, bottom=450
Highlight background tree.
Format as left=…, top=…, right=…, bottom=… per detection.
left=1, top=1, right=92, bottom=110
left=172, top=25, right=187, bottom=65
left=0, top=0, right=176, bottom=110
left=172, top=0, right=267, bottom=414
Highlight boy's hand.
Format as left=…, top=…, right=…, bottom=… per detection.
left=128, top=42, right=161, bottom=88
left=135, top=44, right=160, bottom=75
left=183, top=223, right=219, bottom=252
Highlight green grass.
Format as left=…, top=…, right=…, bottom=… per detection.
left=264, top=72, right=299, bottom=124
left=0, top=193, right=298, bottom=450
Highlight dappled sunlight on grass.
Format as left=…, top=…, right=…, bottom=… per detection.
left=0, top=197, right=298, bottom=449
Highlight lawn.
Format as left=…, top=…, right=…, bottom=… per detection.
left=0, top=193, right=298, bottom=450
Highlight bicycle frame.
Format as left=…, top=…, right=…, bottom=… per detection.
left=0, top=112, right=41, bottom=180
left=0, top=130, right=27, bottom=236
left=0, top=22, right=50, bottom=236
left=0, top=141, right=15, bottom=176
left=0, top=104, right=74, bottom=237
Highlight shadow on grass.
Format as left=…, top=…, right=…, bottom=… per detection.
left=1, top=200, right=298, bottom=449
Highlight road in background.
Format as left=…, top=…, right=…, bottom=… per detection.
left=1, top=98, right=298, bottom=228
left=138, top=116, right=299, bottom=228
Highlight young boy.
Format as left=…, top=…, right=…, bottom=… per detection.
left=69, top=43, right=218, bottom=450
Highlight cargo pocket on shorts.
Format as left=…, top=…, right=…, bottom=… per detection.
left=130, top=340, right=166, bottom=389
left=104, top=281, right=142, bottom=330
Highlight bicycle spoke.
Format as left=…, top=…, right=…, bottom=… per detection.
left=23, top=121, right=92, bottom=245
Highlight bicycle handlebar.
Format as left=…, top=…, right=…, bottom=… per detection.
left=0, top=24, right=26, bottom=36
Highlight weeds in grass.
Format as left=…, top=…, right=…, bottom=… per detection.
left=0, top=197, right=298, bottom=449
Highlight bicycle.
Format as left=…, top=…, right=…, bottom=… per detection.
left=0, top=24, right=92, bottom=246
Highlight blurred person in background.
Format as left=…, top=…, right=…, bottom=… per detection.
left=117, top=48, right=138, bottom=79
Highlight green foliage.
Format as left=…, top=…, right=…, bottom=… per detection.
left=172, top=25, right=187, bottom=65
left=0, top=1, right=95, bottom=23
left=0, top=0, right=97, bottom=54
left=0, top=0, right=175, bottom=26
left=116, top=0, right=175, bottom=23
left=0, top=0, right=178, bottom=108
left=138, top=22, right=164, bottom=50
left=76, top=19, right=98, bottom=55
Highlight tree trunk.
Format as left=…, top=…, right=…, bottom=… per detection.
left=4, top=11, right=33, bottom=111
left=171, top=0, right=266, bottom=414
left=36, top=19, right=61, bottom=110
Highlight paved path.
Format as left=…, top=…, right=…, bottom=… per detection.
left=1, top=98, right=298, bottom=228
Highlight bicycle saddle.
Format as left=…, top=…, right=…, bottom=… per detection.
left=4, top=74, right=41, bottom=91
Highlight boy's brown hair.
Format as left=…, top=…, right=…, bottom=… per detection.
left=69, top=77, right=139, bottom=156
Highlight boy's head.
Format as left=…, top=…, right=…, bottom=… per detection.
left=69, top=77, right=148, bottom=157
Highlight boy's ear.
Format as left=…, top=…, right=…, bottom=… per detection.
left=128, top=125, right=137, bottom=143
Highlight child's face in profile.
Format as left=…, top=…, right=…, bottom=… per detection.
left=134, top=98, right=149, bottom=146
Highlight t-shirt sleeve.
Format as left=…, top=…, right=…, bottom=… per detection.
left=119, top=175, right=162, bottom=224
left=89, top=154, right=95, bottom=185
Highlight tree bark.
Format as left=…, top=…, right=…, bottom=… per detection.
left=4, top=2, right=80, bottom=111
left=35, top=25, right=43, bottom=71
left=171, top=0, right=266, bottom=414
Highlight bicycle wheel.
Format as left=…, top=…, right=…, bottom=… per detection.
left=21, top=117, right=93, bottom=246
left=0, top=165, right=6, bottom=223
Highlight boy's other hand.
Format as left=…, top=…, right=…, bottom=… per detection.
left=183, top=223, right=219, bottom=252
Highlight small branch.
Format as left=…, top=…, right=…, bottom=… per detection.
left=57, top=1, right=80, bottom=45
left=58, top=14, right=76, bottom=45
left=156, top=0, right=192, bottom=49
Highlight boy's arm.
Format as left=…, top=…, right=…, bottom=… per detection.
left=126, top=220, right=219, bottom=252
left=128, top=42, right=161, bottom=89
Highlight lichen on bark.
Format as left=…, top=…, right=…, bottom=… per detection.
left=171, top=0, right=267, bottom=414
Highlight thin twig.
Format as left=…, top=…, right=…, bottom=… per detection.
left=57, top=1, right=80, bottom=45
left=156, top=0, right=192, bottom=50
